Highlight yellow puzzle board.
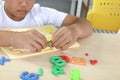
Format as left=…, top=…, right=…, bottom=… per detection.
left=1, top=25, right=80, bottom=59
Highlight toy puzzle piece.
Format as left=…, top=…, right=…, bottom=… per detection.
left=0, top=56, right=11, bottom=65
left=50, top=56, right=66, bottom=67
left=90, top=60, right=98, bottom=65
left=59, top=55, right=70, bottom=63
left=1, top=26, right=80, bottom=59
left=70, top=69, right=81, bottom=80
left=71, top=57, right=79, bottom=64
left=52, top=65, right=65, bottom=76
left=79, top=58, right=86, bottom=66
left=71, top=57, right=86, bottom=66
left=38, top=68, right=43, bottom=76
left=20, top=71, right=39, bottom=80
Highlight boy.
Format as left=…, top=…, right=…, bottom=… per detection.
left=0, top=0, right=92, bottom=52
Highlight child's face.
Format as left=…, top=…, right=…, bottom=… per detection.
left=4, top=0, right=35, bottom=21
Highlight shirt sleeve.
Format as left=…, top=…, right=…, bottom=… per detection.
left=0, top=2, right=2, bottom=24
left=0, top=0, right=2, bottom=5
left=40, top=7, right=68, bottom=28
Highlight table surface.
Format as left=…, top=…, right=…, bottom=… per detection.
left=0, top=33, right=120, bottom=80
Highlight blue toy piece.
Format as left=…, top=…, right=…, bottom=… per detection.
left=0, top=56, right=11, bottom=65
left=0, top=58, right=4, bottom=65
left=20, top=71, right=39, bottom=80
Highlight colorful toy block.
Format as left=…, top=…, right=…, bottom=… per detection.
left=59, top=55, right=70, bottom=63
left=52, top=65, right=65, bottom=76
left=0, top=56, right=11, bottom=65
left=70, top=69, right=81, bottom=80
left=20, top=71, right=39, bottom=80
left=50, top=56, right=66, bottom=67
left=38, top=68, right=43, bottom=76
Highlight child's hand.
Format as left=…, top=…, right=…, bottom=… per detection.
left=51, top=26, right=76, bottom=50
left=11, top=30, right=47, bottom=52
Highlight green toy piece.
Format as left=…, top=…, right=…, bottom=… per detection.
left=47, top=41, right=51, bottom=47
left=50, top=56, right=66, bottom=67
left=52, top=65, right=65, bottom=76
left=38, top=68, right=43, bottom=76
left=70, top=69, right=81, bottom=80
left=47, top=37, right=52, bottom=47
left=50, top=56, right=61, bottom=63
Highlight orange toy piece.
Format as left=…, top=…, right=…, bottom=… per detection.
left=79, top=58, right=86, bottom=66
left=71, top=57, right=86, bottom=66
left=71, top=57, right=79, bottom=64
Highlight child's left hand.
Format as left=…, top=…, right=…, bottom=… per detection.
left=51, top=26, right=77, bottom=50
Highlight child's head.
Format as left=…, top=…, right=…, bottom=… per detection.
left=4, top=0, right=35, bottom=21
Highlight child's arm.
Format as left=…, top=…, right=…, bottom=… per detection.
left=62, top=15, right=92, bottom=39
left=51, top=15, right=92, bottom=50
left=0, top=30, right=47, bottom=52
left=0, top=30, right=14, bottom=47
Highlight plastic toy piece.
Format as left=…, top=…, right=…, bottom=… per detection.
left=47, top=41, right=51, bottom=47
left=85, top=53, right=88, bottom=56
left=38, top=68, right=43, bottom=76
left=42, top=37, right=52, bottom=51
left=50, top=56, right=66, bottom=67
left=47, top=37, right=52, bottom=47
left=59, top=55, right=70, bottom=63
left=54, top=59, right=66, bottom=67
left=70, top=69, right=81, bottom=80
left=90, top=60, right=98, bottom=65
left=52, top=65, right=65, bottom=76
left=20, top=71, right=39, bottom=80
left=0, top=56, right=11, bottom=65
left=71, top=57, right=79, bottom=64
left=71, top=57, right=86, bottom=66
left=50, top=56, right=60, bottom=63
left=79, top=58, right=86, bottom=66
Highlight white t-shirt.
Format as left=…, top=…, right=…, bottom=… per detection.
left=0, top=0, right=2, bottom=5
left=0, top=1, right=68, bottom=28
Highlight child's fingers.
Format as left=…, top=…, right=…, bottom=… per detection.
left=33, top=30, right=47, bottom=45
left=52, top=34, right=66, bottom=47
left=51, top=29, right=64, bottom=44
left=30, top=30, right=47, bottom=48
left=32, top=35, right=47, bottom=49
left=53, top=34, right=71, bottom=48
left=55, top=37, right=71, bottom=49
left=31, top=40, right=42, bottom=52
left=60, top=41, right=73, bottom=50
left=24, top=44, right=38, bottom=52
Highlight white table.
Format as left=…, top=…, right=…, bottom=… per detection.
left=0, top=33, right=120, bottom=80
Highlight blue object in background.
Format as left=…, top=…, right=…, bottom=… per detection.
left=0, top=56, right=11, bottom=65
left=20, top=71, right=39, bottom=80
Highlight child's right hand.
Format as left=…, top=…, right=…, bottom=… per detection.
left=10, top=30, right=48, bottom=52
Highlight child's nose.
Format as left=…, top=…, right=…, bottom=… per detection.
left=20, top=0, right=28, bottom=7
